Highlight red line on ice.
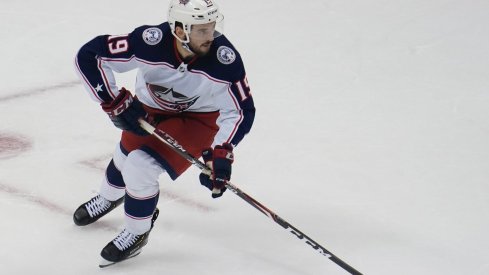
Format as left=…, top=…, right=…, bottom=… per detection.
left=0, top=182, right=119, bottom=231
left=0, top=133, right=32, bottom=160
left=0, top=182, right=71, bottom=215
left=0, top=81, right=79, bottom=103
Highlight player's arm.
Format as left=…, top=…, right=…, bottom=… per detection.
left=75, top=33, right=138, bottom=103
left=200, top=68, right=256, bottom=198
left=74, top=29, right=149, bottom=136
left=214, top=72, right=255, bottom=148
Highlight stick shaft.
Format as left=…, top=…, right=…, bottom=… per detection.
left=138, top=119, right=363, bottom=275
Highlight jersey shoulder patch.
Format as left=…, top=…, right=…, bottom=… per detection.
left=193, top=35, right=245, bottom=82
left=142, top=27, right=163, bottom=45
left=216, top=45, right=236, bottom=65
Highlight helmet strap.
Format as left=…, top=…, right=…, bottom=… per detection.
left=172, top=24, right=194, bottom=55
left=172, top=30, right=196, bottom=58
left=182, top=42, right=195, bottom=55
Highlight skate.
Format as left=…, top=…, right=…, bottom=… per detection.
left=73, top=195, right=124, bottom=226
left=99, top=208, right=159, bottom=268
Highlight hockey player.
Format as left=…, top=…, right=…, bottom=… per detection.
left=73, top=0, right=255, bottom=266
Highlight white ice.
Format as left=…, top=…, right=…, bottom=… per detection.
left=1, top=0, right=488, bottom=274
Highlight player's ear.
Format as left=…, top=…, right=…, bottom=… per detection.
left=174, top=25, right=186, bottom=40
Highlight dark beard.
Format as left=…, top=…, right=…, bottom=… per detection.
left=189, top=43, right=211, bottom=57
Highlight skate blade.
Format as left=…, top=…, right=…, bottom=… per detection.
left=99, top=258, right=117, bottom=268
left=98, top=250, right=142, bottom=268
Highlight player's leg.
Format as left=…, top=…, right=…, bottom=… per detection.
left=100, top=149, right=162, bottom=263
left=99, top=113, right=218, bottom=263
left=73, top=144, right=127, bottom=226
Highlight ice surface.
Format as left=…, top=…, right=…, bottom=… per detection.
left=1, top=0, right=488, bottom=274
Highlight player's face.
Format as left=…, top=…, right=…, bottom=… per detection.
left=189, top=22, right=216, bottom=56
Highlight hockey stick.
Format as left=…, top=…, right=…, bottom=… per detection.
left=138, top=119, right=363, bottom=275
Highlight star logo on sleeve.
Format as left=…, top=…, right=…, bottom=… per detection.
left=95, top=83, right=104, bottom=92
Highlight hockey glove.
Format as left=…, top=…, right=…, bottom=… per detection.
left=199, top=143, right=234, bottom=198
left=101, top=88, right=149, bottom=136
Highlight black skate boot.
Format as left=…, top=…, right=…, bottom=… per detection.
left=73, top=195, right=124, bottom=226
left=99, top=208, right=160, bottom=268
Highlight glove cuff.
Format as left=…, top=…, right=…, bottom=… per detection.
left=213, top=143, right=234, bottom=164
left=101, top=88, right=133, bottom=118
left=201, top=147, right=213, bottom=163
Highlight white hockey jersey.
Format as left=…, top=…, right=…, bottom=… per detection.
left=75, top=22, right=255, bottom=147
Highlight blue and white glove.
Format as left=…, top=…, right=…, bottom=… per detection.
left=101, top=88, right=149, bottom=136
left=199, top=143, right=234, bottom=198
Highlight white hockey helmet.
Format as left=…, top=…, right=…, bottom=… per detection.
left=168, top=0, right=224, bottom=43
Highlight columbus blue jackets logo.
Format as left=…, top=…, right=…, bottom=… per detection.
left=142, top=27, right=163, bottom=45
left=217, top=46, right=236, bottom=65
left=147, top=83, right=199, bottom=112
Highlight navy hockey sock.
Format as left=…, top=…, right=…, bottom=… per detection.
left=106, top=159, right=125, bottom=189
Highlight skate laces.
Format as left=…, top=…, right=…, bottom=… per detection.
left=85, top=195, right=111, bottom=218
left=113, top=229, right=139, bottom=251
